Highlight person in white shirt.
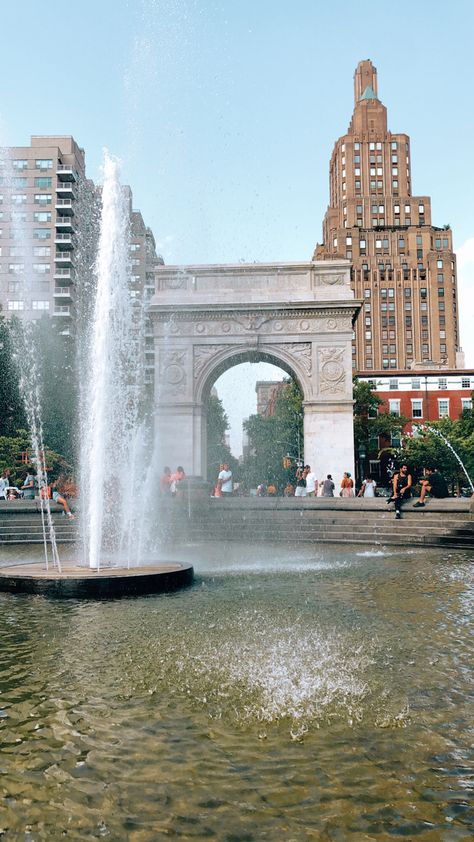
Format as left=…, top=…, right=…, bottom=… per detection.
left=304, top=466, right=318, bottom=497
left=358, top=476, right=377, bottom=498
left=217, top=463, right=233, bottom=494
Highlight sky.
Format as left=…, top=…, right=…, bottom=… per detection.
left=1, top=0, right=473, bottom=456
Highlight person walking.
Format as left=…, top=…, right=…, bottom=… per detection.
left=320, top=475, right=335, bottom=497
left=340, top=472, right=354, bottom=497
left=358, top=475, right=377, bottom=498
left=294, top=465, right=308, bottom=498
left=389, top=464, right=412, bottom=519
left=217, top=462, right=233, bottom=495
left=160, top=467, right=172, bottom=495
left=305, top=466, right=318, bottom=497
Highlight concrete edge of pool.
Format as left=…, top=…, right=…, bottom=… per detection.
left=0, top=560, right=194, bottom=599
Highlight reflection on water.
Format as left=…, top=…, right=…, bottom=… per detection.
left=0, top=542, right=472, bottom=839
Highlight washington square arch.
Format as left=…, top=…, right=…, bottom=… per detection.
left=149, top=260, right=362, bottom=484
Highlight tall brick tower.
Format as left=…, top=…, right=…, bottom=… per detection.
left=314, top=60, right=463, bottom=373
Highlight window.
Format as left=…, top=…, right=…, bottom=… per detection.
left=8, top=263, right=24, bottom=273
left=412, top=399, right=423, bottom=418
left=7, top=300, right=25, bottom=310
left=364, top=289, right=371, bottom=298
left=130, top=243, right=140, bottom=252
left=11, top=211, right=27, bottom=222
left=34, top=194, right=52, bottom=205
left=13, top=177, right=28, bottom=188
left=354, top=142, right=360, bottom=150
left=461, top=377, right=471, bottom=388
left=404, top=287, right=411, bottom=298
left=443, top=238, right=449, bottom=248
left=32, top=300, right=50, bottom=310
left=418, top=204, right=425, bottom=214
left=33, top=264, right=50, bottom=273
left=345, top=236, right=352, bottom=245
left=437, top=273, right=444, bottom=282
left=389, top=399, right=400, bottom=416
left=33, top=228, right=51, bottom=239
left=12, top=159, right=28, bottom=170
left=438, top=377, right=447, bottom=390
left=35, top=159, right=53, bottom=169
left=461, top=398, right=473, bottom=411
left=389, top=378, right=398, bottom=390
left=11, top=194, right=27, bottom=205
left=438, top=288, right=444, bottom=297
left=34, top=246, right=51, bottom=256
left=391, top=141, right=397, bottom=150
left=34, top=212, right=51, bottom=222
left=34, top=177, right=52, bottom=188
left=333, top=237, right=337, bottom=248
left=438, top=399, right=449, bottom=418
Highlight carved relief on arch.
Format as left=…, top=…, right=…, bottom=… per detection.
left=318, top=346, right=346, bottom=394
left=193, top=345, right=231, bottom=382
left=158, top=349, right=188, bottom=397
left=271, top=342, right=312, bottom=375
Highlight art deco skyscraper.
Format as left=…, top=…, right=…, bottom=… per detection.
left=314, top=60, right=463, bottom=372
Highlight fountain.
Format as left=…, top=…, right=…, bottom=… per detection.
left=0, top=151, right=193, bottom=598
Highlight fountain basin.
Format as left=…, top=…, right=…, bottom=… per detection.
left=0, top=559, right=194, bottom=599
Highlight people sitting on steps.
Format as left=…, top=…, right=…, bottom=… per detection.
left=413, top=467, right=449, bottom=507
left=388, top=464, right=412, bottom=519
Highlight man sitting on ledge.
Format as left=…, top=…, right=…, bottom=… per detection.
left=413, top=467, right=449, bottom=508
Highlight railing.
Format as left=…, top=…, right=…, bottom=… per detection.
left=55, top=233, right=73, bottom=241
left=56, top=198, right=73, bottom=207
left=54, top=267, right=73, bottom=277
left=54, top=287, right=71, bottom=296
left=53, top=306, right=71, bottom=315
left=56, top=216, right=73, bottom=226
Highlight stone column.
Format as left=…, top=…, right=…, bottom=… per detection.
left=303, top=400, right=355, bottom=490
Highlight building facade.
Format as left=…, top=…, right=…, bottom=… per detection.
left=0, top=136, right=160, bottom=346
left=360, top=370, right=473, bottom=433
left=314, top=60, right=463, bottom=373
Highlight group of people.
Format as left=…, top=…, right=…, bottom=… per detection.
left=386, top=464, right=449, bottom=519
left=289, top=466, right=355, bottom=498
left=160, top=466, right=186, bottom=496
left=0, top=468, right=75, bottom=518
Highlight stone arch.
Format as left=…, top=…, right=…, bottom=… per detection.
left=150, top=259, right=361, bottom=483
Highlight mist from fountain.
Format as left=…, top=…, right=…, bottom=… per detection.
left=80, top=151, right=148, bottom=570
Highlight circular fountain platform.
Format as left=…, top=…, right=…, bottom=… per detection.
left=0, top=560, right=194, bottom=599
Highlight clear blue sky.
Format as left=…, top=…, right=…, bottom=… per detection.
left=1, top=0, right=473, bottom=454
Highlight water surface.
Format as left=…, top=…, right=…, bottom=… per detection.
left=0, top=542, right=472, bottom=840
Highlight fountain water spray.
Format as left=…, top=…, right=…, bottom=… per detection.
left=414, top=423, right=474, bottom=493
left=80, top=151, right=146, bottom=570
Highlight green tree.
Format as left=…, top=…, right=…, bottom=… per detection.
left=33, top=316, right=78, bottom=464
left=0, top=429, right=70, bottom=487
left=0, top=316, right=26, bottom=436
left=400, top=404, right=474, bottom=491
left=353, top=378, right=407, bottom=483
left=241, top=379, right=303, bottom=490
left=206, top=393, right=239, bottom=484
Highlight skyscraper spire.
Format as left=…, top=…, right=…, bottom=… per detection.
left=353, top=59, right=378, bottom=104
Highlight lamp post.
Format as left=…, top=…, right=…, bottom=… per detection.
left=358, top=441, right=367, bottom=487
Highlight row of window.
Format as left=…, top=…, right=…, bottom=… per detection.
left=381, top=377, right=472, bottom=390
left=7, top=300, right=50, bottom=310
left=1, top=159, right=54, bottom=170
left=387, top=398, right=472, bottom=418
left=0, top=247, right=51, bottom=256
left=341, top=141, right=401, bottom=152
left=1, top=264, right=51, bottom=273
left=0, top=178, right=53, bottom=189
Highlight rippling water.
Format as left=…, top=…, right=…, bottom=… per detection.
left=0, top=542, right=472, bottom=840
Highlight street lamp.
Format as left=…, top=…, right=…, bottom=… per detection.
left=358, top=442, right=367, bottom=486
